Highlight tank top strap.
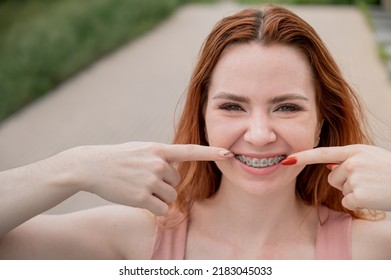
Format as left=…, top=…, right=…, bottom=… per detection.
left=150, top=213, right=187, bottom=260
left=315, top=205, right=352, bottom=260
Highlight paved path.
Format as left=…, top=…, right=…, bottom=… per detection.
left=1, top=2, right=391, bottom=213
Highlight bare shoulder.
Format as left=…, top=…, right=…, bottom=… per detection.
left=0, top=205, right=157, bottom=259
left=352, top=215, right=391, bottom=259
left=74, top=205, right=158, bottom=259
left=110, top=205, right=158, bottom=259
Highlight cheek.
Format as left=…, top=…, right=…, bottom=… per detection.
left=205, top=115, right=242, bottom=148
left=278, top=119, right=319, bottom=151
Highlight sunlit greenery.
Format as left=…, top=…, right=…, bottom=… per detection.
left=0, top=0, right=213, bottom=122
left=236, top=0, right=379, bottom=4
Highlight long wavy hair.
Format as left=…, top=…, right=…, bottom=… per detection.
left=170, top=6, right=373, bottom=222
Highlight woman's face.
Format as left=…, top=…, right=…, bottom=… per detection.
left=204, top=43, right=322, bottom=196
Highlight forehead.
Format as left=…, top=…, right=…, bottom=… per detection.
left=209, top=43, right=315, bottom=100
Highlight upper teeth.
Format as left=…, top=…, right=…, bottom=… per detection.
left=236, top=154, right=287, bottom=168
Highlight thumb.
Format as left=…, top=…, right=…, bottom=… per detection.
left=341, top=193, right=359, bottom=211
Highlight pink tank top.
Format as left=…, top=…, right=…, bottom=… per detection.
left=151, top=206, right=352, bottom=260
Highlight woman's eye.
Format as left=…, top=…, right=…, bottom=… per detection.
left=275, top=104, right=302, bottom=112
left=219, top=103, right=244, bottom=112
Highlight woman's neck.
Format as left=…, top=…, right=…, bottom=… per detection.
left=191, top=180, right=315, bottom=244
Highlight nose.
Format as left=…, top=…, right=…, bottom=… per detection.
left=243, top=113, right=277, bottom=146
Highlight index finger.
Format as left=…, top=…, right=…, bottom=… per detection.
left=163, top=144, right=233, bottom=163
left=283, top=146, right=352, bottom=166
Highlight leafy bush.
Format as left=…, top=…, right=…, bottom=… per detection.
left=0, top=0, right=193, bottom=121
left=236, top=0, right=379, bottom=4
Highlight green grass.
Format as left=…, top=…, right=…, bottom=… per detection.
left=377, top=44, right=389, bottom=62
left=357, top=1, right=390, bottom=65
left=236, top=0, right=379, bottom=4
left=0, top=0, right=209, bottom=122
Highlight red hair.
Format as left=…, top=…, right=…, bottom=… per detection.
left=170, top=6, right=373, bottom=222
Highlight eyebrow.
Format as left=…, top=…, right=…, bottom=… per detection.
left=212, top=92, right=309, bottom=104
left=268, top=93, right=309, bottom=104
left=212, top=92, right=250, bottom=103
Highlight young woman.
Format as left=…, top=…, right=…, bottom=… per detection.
left=1, top=5, right=390, bottom=260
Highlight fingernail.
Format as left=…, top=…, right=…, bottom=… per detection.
left=281, top=157, right=297, bottom=165
left=326, top=164, right=338, bottom=170
left=219, top=150, right=234, bottom=157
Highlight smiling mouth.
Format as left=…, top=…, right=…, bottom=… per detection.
left=235, top=154, right=287, bottom=168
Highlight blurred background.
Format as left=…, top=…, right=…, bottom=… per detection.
left=0, top=0, right=390, bottom=214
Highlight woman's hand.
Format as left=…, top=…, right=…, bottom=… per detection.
left=282, top=144, right=391, bottom=211
left=0, top=142, right=231, bottom=235
left=69, top=142, right=232, bottom=215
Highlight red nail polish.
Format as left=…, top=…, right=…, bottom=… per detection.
left=326, top=164, right=338, bottom=170
left=281, top=157, right=297, bottom=165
